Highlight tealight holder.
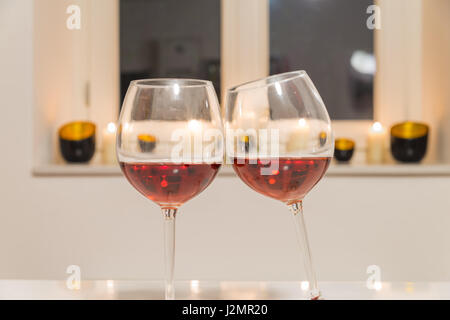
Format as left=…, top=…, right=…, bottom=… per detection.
left=319, top=131, right=328, bottom=147
left=138, top=134, right=157, bottom=153
left=334, top=138, right=355, bottom=162
left=238, top=135, right=256, bottom=154
left=390, top=121, right=429, bottom=163
left=59, top=121, right=96, bottom=163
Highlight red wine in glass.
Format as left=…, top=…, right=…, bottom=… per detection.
left=232, top=157, right=331, bottom=204
left=120, top=162, right=221, bottom=207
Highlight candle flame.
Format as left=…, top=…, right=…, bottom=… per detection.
left=372, top=121, right=383, bottom=132
left=107, top=122, right=116, bottom=133
left=298, top=118, right=307, bottom=127
left=188, top=119, right=202, bottom=132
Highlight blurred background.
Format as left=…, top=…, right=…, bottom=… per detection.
left=1, top=0, right=450, bottom=283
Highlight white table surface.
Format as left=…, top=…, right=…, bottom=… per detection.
left=0, top=281, right=449, bottom=300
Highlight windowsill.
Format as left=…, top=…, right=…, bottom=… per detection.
left=32, top=162, right=450, bottom=177
left=32, top=164, right=122, bottom=176
left=326, top=162, right=450, bottom=176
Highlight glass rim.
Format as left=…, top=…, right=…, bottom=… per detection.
left=130, top=78, right=213, bottom=88
left=228, top=70, right=307, bottom=93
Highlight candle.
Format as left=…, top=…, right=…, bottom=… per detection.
left=102, top=122, right=117, bottom=164
left=287, top=118, right=310, bottom=152
left=367, top=122, right=387, bottom=164
left=237, top=111, right=260, bottom=132
left=187, top=119, right=203, bottom=160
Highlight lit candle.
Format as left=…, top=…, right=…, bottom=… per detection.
left=102, top=122, right=117, bottom=164
left=235, top=111, right=258, bottom=133
left=287, top=118, right=310, bottom=152
left=187, top=119, right=203, bottom=160
left=367, top=122, right=387, bottom=164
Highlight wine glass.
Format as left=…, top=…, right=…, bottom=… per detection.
left=225, top=71, right=333, bottom=299
left=117, top=79, right=223, bottom=299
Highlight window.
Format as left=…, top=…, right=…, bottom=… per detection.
left=33, top=0, right=450, bottom=171
left=269, top=0, right=374, bottom=120
left=120, top=0, right=221, bottom=104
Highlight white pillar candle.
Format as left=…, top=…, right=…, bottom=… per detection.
left=187, top=119, right=204, bottom=161
left=367, top=122, right=387, bottom=164
left=287, top=118, right=310, bottom=152
left=102, top=122, right=117, bottom=164
left=238, top=111, right=260, bottom=131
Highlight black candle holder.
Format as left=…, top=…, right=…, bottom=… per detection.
left=390, top=122, right=429, bottom=163
left=59, top=121, right=96, bottom=163
left=238, top=135, right=256, bottom=154
left=319, top=131, right=328, bottom=147
left=138, top=134, right=157, bottom=153
left=334, top=138, right=355, bottom=162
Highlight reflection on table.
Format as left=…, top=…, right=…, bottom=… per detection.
left=0, top=281, right=449, bottom=300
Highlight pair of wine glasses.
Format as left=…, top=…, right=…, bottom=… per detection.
left=117, top=71, right=334, bottom=300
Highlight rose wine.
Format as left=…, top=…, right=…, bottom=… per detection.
left=120, top=162, right=221, bottom=207
left=233, top=157, right=330, bottom=204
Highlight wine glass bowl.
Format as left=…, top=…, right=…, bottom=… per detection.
left=225, top=70, right=333, bottom=299
left=118, top=79, right=223, bottom=207
left=117, top=79, right=223, bottom=299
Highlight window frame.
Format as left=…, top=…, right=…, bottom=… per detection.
left=220, top=0, right=429, bottom=152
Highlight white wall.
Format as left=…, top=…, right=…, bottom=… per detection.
left=1, top=0, right=450, bottom=283
left=422, top=0, right=450, bottom=163
left=375, top=0, right=450, bottom=163
left=33, top=0, right=119, bottom=165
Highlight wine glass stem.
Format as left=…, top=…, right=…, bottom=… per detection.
left=162, top=208, right=177, bottom=300
left=289, top=201, right=321, bottom=300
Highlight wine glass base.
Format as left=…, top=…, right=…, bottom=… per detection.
left=310, top=290, right=322, bottom=300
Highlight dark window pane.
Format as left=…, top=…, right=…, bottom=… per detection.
left=120, top=0, right=220, bottom=106
left=270, top=0, right=374, bottom=120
